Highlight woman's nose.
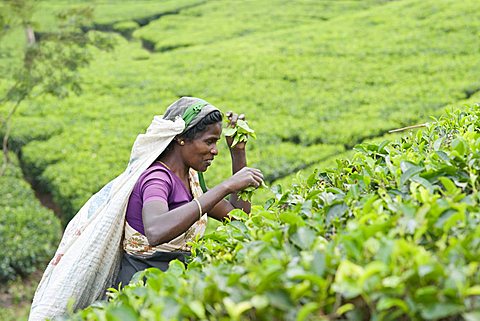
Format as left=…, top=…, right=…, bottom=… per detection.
left=211, top=145, right=218, bottom=155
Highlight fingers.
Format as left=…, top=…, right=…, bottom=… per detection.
left=242, top=167, right=264, bottom=188
left=225, top=111, right=235, bottom=124
left=250, top=178, right=262, bottom=188
left=225, top=111, right=246, bottom=127
left=231, top=114, right=238, bottom=126
left=252, top=169, right=264, bottom=182
left=240, top=166, right=262, bottom=177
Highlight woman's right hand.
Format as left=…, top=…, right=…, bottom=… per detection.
left=224, top=167, right=264, bottom=193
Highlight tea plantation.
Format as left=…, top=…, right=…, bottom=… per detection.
left=3, top=0, right=479, bottom=221
left=75, top=104, right=480, bottom=320
left=0, top=0, right=479, bottom=320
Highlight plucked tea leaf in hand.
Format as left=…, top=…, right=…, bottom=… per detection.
left=237, top=181, right=269, bottom=201
left=224, top=117, right=256, bottom=147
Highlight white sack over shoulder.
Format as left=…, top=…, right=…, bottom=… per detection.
left=29, top=116, right=185, bottom=321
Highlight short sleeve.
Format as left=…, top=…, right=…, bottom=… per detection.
left=141, top=169, right=172, bottom=205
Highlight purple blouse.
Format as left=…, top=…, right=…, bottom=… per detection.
left=125, top=162, right=193, bottom=235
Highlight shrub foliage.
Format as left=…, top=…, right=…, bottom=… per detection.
left=6, top=0, right=479, bottom=219
left=0, top=153, right=61, bottom=281
left=73, top=106, right=479, bottom=320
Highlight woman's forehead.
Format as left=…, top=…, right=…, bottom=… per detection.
left=199, top=122, right=222, bottom=138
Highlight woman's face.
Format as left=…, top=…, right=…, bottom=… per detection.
left=181, top=122, right=222, bottom=172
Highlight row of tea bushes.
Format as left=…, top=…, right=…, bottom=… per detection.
left=73, top=105, right=479, bottom=320
left=130, top=0, right=480, bottom=146
left=4, top=0, right=480, bottom=224
left=30, top=0, right=202, bottom=32
left=0, top=153, right=61, bottom=281
left=258, top=92, right=480, bottom=205
left=252, top=150, right=356, bottom=205
left=133, top=0, right=382, bottom=52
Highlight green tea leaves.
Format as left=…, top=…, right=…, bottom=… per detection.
left=237, top=181, right=269, bottom=202
left=224, top=118, right=257, bottom=147
left=74, top=105, right=480, bottom=321
left=400, top=161, right=424, bottom=186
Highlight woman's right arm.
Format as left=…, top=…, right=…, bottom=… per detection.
left=143, top=167, right=263, bottom=246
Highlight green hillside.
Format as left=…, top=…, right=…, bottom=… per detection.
left=0, top=0, right=479, bottom=319
left=2, top=0, right=479, bottom=222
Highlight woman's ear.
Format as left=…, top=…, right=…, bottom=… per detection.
left=175, top=136, right=185, bottom=146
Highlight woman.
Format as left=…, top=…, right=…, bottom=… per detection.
left=29, top=97, right=262, bottom=321
left=117, top=96, right=264, bottom=285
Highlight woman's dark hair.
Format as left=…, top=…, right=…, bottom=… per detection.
left=181, top=110, right=223, bottom=140
left=159, top=110, right=223, bottom=158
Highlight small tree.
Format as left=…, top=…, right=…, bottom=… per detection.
left=0, top=0, right=115, bottom=175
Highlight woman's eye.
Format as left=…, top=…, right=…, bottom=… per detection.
left=205, top=138, right=219, bottom=145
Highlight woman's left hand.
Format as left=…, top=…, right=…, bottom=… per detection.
left=225, top=111, right=247, bottom=151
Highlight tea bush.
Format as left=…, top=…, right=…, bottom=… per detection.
left=8, top=0, right=479, bottom=222
left=0, top=153, right=61, bottom=281
left=133, top=0, right=381, bottom=52
left=73, top=105, right=480, bottom=320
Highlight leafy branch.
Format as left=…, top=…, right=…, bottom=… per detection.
left=223, top=117, right=268, bottom=201
left=223, top=118, right=256, bottom=147
left=237, top=181, right=269, bottom=202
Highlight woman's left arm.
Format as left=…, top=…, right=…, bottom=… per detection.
left=228, top=146, right=251, bottom=212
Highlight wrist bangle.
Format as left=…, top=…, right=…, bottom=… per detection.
left=193, top=198, right=203, bottom=220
